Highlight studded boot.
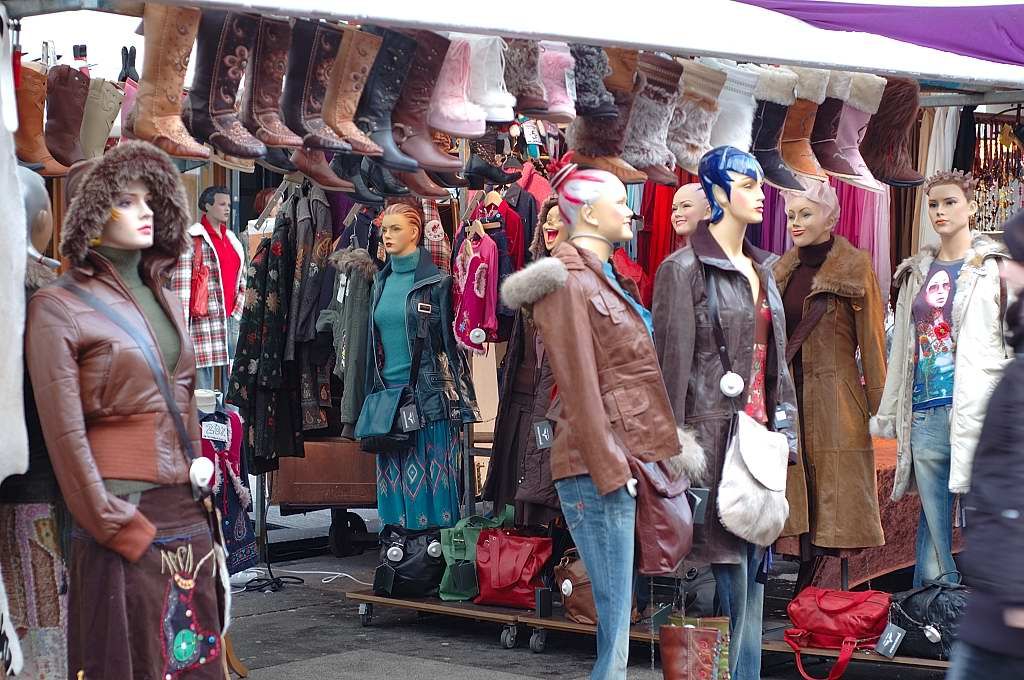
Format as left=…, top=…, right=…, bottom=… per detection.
left=391, top=30, right=463, bottom=171
left=185, top=10, right=266, bottom=159
left=355, top=26, right=419, bottom=172
left=128, top=3, right=209, bottom=160
left=323, top=25, right=384, bottom=156
left=281, top=19, right=351, bottom=152
left=239, top=16, right=303, bottom=149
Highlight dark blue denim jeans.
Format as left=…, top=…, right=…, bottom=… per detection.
left=712, top=542, right=764, bottom=680
left=556, top=475, right=636, bottom=680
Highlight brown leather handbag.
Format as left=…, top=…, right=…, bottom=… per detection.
left=554, top=548, right=640, bottom=625
left=628, top=456, right=693, bottom=576
left=189, top=237, right=211, bottom=318
left=660, top=624, right=723, bottom=680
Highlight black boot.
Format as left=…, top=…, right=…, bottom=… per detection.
left=331, top=154, right=384, bottom=205
left=465, top=126, right=521, bottom=189
left=427, top=169, right=469, bottom=188
left=257, top=146, right=297, bottom=174
left=356, top=27, right=420, bottom=172
left=750, top=99, right=803, bottom=191
left=281, top=19, right=351, bottom=152
left=362, top=157, right=410, bottom=197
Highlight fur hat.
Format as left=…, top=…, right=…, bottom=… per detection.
left=61, top=141, right=191, bottom=272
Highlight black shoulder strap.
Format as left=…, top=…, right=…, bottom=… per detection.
left=408, top=288, right=432, bottom=390
left=785, top=295, right=829, bottom=365
left=703, top=265, right=732, bottom=375
left=57, top=281, right=196, bottom=464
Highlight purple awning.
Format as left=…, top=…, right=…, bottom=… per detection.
left=735, top=1, right=1024, bottom=68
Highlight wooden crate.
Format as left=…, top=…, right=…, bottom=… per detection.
left=271, top=438, right=376, bottom=507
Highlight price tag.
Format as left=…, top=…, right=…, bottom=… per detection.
left=875, top=622, right=907, bottom=658
left=565, top=68, right=578, bottom=102
left=533, top=420, right=554, bottom=449
left=399, top=404, right=421, bottom=433
left=688, top=488, right=710, bottom=525
left=774, top=408, right=791, bottom=430
left=335, top=272, right=349, bottom=304
left=201, top=420, right=230, bottom=443
left=522, top=120, right=543, bottom=146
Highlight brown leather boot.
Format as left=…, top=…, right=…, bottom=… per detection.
left=44, top=65, right=90, bottom=166
left=660, top=625, right=722, bottom=680
left=129, top=4, right=209, bottom=160
left=239, top=16, right=303, bottom=149
left=391, top=30, right=463, bottom=172
left=291, top=148, right=355, bottom=191
left=79, top=78, right=124, bottom=159
left=185, top=10, right=266, bottom=159
left=281, top=19, right=351, bottom=152
left=323, top=25, right=383, bottom=156
left=15, top=64, right=69, bottom=176
left=860, top=77, right=924, bottom=188
left=393, top=169, right=449, bottom=198
left=781, top=66, right=829, bottom=181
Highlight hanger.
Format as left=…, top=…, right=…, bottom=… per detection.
left=468, top=219, right=486, bottom=239
left=484, top=188, right=503, bottom=209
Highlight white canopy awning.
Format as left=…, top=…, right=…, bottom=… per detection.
left=144, top=0, right=1024, bottom=89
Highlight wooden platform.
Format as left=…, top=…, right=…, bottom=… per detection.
left=346, top=590, right=519, bottom=624
left=519, top=612, right=660, bottom=643
left=761, top=620, right=951, bottom=670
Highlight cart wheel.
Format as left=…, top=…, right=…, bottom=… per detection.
left=358, top=603, right=373, bottom=627
left=500, top=624, right=517, bottom=649
left=330, top=510, right=368, bottom=558
left=529, top=629, right=547, bottom=654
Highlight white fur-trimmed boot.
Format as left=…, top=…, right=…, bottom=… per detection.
left=667, top=59, right=727, bottom=173
left=466, top=35, right=517, bottom=123
left=698, top=57, right=759, bottom=153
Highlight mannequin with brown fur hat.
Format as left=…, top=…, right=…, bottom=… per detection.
left=25, top=141, right=228, bottom=679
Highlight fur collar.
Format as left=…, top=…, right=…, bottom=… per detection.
left=330, top=247, right=378, bottom=281
left=501, top=256, right=568, bottom=309
left=24, top=258, right=56, bottom=292
left=61, top=141, right=191, bottom=279
left=775, top=235, right=868, bottom=298
left=893, top=232, right=1007, bottom=287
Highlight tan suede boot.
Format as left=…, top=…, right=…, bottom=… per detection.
left=323, top=25, right=384, bottom=156
left=14, top=64, right=69, bottom=176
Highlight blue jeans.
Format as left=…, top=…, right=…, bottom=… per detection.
left=946, top=640, right=1024, bottom=680
left=556, top=475, right=635, bottom=680
left=712, top=542, right=764, bottom=680
left=911, top=405, right=958, bottom=587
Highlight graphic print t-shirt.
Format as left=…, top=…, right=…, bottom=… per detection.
left=912, top=259, right=963, bottom=410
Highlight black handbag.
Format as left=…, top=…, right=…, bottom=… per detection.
left=355, top=297, right=432, bottom=454
left=372, top=525, right=445, bottom=597
left=889, top=572, right=969, bottom=660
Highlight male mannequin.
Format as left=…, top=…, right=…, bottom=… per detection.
left=171, top=185, right=246, bottom=391
left=653, top=146, right=798, bottom=680
left=873, top=170, right=1010, bottom=586
left=502, top=157, right=692, bottom=679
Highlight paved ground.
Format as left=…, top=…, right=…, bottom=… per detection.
left=228, top=549, right=948, bottom=680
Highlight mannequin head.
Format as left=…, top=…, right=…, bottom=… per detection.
left=549, top=154, right=632, bottom=259
left=379, top=203, right=422, bottom=258
left=199, top=185, right=230, bottom=227
left=783, top=177, right=839, bottom=247
left=99, top=179, right=155, bottom=250
left=698, top=146, right=765, bottom=226
left=18, top=166, right=52, bottom=254
left=539, top=196, right=568, bottom=253
left=925, top=170, right=977, bottom=239
left=670, top=183, right=710, bottom=238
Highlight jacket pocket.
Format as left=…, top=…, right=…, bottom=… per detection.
left=81, top=340, right=115, bottom=409
left=589, top=291, right=627, bottom=325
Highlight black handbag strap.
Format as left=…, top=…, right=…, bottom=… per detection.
left=407, top=289, right=432, bottom=391
left=57, top=281, right=197, bottom=464
left=703, top=266, right=740, bottom=415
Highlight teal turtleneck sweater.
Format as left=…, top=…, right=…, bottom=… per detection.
left=374, top=249, right=420, bottom=387
left=95, top=246, right=181, bottom=372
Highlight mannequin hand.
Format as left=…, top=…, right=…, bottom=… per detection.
left=626, top=478, right=638, bottom=498
left=1004, top=608, right=1024, bottom=629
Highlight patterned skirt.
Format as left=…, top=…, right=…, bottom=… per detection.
left=376, top=420, right=462, bottom=529
left=0, top=502, right=67, bottom=680
left=67, top=485, right=226, bottom=680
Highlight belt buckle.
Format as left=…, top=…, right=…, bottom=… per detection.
left=417, top=302, right=432, bottom=314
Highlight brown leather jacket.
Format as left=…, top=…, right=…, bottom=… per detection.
left=26, top=252, right=200, bottom=563
left=653, top=222, right=798, bottom=564
left=502, top=242, right=687, bottom=495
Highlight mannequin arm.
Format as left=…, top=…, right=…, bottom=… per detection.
left=26, top=293, right=157, bottom=562
left=857, top=264, right=888, bottom=415
left=533, top=278, right=630, bottom=495
left=871, top=279, right=911, bottom=438
left=170, top=242, right=193, bottom=329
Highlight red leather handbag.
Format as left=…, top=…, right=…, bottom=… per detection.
left=627, top=456, right=692, bottom=576
left=189, top=237, right=211, bottom=318
left=784, top=587, right=891, bottom=680
left=473, top=529, right=552, bottom=609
